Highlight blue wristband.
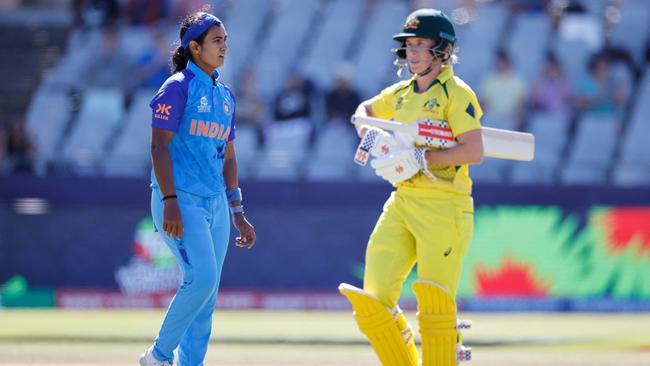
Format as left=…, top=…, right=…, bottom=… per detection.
left=226, top=188, right=242, bottom=203
left=229, top=205, right=244, bottom=215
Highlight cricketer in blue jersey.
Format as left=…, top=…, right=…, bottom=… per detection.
left=140, top=11, right=256, bottom=366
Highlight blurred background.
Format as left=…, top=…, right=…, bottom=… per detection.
left=1, top=0, right=650, bottom=317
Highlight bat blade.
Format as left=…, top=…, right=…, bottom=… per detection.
left=351, top=115, right=535, bottom=161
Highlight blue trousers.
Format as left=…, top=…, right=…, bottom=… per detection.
left=150, top=187, right=230, bottom=366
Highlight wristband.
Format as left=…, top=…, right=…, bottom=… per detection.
left=229, top=205, right=244, bottom=215
left=162, top=194, right=177, bottom=201
left=226, top=188, right=242, bottom=203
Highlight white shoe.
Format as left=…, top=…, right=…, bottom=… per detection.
left=139, top=346, right=172, bottom=366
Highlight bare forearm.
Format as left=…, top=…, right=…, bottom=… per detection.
left=224, top=158, right=238, bottom=190
left=151, top=147, right=177, bottom=196
left=355, top=101, right=373, bottom=137
left=425, top=142, right=483, bottom=166
left=224, top=156, right=242, bottom=209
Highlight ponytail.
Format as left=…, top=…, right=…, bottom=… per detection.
left=171, top=45, right=189, bottom=74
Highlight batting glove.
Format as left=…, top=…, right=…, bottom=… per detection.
left=354, top=126, right=413, bottom=166
left=371, top=147, right=435, bottom=184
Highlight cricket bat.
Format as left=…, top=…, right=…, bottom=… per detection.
left=351, top=115, right=535, bottom=161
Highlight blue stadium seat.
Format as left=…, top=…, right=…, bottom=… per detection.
left=254, top=120, right=310, bottom=180
left=233, top=125, right=260, bottom=180
left=300, top=0, right=364, bottom=90
left=506, top=12, right=552, bottom=87
left=350, top=0, right=410, bottom=98
left=25, top=87, right=71, bottom=172
left=61, top=88, right=125, bottom=174
left=305, top=124, right=356, bottom=181
left=104, top=89, right=157, bottom=177
left=561, top=113, right=619, bottom=184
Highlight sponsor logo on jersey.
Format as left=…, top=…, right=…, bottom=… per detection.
left=154, top=103, right=172, bottom=120
left=223, top=100, right=231, bottom=115
left=197, top=96, right=211, bottom=113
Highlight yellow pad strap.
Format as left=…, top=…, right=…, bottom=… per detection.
left=339, top=283, right=418, bottom=366
left=413, top=280, right=458, bottom=366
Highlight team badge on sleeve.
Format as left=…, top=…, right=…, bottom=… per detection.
left=223, top=100, right=231, bottom=115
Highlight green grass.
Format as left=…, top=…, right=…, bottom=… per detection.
left=1, top=310, right=649, bottom=365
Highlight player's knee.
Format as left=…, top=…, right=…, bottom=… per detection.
left=189, top=266, right=218, bottom=298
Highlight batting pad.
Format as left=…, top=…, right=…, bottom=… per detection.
left=338, top=283, right=419, bottom=366
left=413, top=280, right=462, bottom=366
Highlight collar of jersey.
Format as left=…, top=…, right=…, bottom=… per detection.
left=187, top=60, right=220, bottom=85
left=410, top=65, right=453, bottom=91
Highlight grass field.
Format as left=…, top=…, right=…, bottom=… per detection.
left=1, top=309, right=649, bottom=365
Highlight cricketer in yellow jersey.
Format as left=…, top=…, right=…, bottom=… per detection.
left=339, top=8, right=482, bottom=366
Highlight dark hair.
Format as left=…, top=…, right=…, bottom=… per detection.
left=171, top=10, right=216, bottom=74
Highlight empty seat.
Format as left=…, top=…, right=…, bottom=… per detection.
left=561, top=113, right=619, bottom=184
left=233, top=125, right=260, bottom=179
left=61, top=88, right=125, bottom=174
left=506, top=13, right=552, bottom=87
left=613, top=163, right=650, bottom=186
left=25, top=87, right=71, bottom=170
left=254, top=120, right=311, bottom=180
left=104, top=89, right=157, bottom=177
left=350, top=0, right=410, bottom=98
left=301, top=0, right=364, bottom=89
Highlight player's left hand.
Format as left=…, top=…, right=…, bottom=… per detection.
left=371, top=147, right=433, bottom=184
left=233, top=213, right=256, bottom=249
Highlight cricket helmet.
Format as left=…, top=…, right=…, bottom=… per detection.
left=392, top=9, right=456, bottom=60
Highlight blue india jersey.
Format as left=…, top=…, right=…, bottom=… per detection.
left=149, top=60, right=236, bottom=197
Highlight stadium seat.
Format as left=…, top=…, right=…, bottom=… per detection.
left=218, top=0, right=271, bottom=87
left=61, top=88, right=125, bottom=174
left=609, top=0, right=650, bottom=65
left=350, top=0, right=410, bottom=98
left=506, top=12, right=552, bottom=87
left=305, top=124, right=356, bottom=181
left=300, top=0, right=364, bottom=90
left=254, top=120, right=310, bottom=180
left=104, top=89, right=157, bottom=177
left=613, top=163, right=650, bottom=186
left=561, top=113, right=619, bottom=185
left=233, top=125, right=260, bottom=180
left=25, top=87, right=71, bottom=173
left=253, top=0, right=321, bottom=98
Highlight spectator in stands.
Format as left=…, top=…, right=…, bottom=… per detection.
left=124, top=0, right=169, bottom=26
left=135, top=28, right=172, bottom=89
left=72, top=0, right=120, bottom=28
left=529, top=52, right=574, bottom=115
left=325, top=68, right=361, bottom=126
left=577, top=54, right=627, bottom=116
left=4, top=114, right=35, bottom=174
left=480, top=49, right=528, bottom=127
left=272, top=70, right=315, bottom=122
left=234, top=70, right=266, bottom=144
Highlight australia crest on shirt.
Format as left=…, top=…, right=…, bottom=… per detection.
left=198, top=96, right=211, bottom=113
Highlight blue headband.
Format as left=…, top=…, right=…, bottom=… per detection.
left=181, top=14, right=222, bottom=48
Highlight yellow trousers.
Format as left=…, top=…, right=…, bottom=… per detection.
left=363, top=186, right=474, bottom=307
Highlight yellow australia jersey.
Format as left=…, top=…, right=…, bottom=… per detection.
left=368, top=66, right=483, bottom=195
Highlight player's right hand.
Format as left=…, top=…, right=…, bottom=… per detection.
left=162, top=199, right=184, bottom=240
left=354, top=126, right=413, bottom=166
